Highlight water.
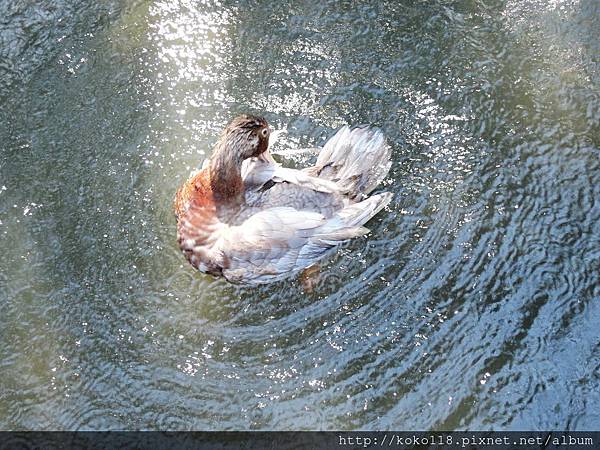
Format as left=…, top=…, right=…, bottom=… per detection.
left=1, top=0, right=599, bottom=430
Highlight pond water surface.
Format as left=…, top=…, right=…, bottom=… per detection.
left=1, top=0, right=599, bottom=430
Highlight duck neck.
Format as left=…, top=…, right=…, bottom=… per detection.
left=209, top=144, right=244, bottom=206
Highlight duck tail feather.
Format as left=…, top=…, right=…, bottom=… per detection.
left=337, top=192, right=393, bottom=227
left=307, top=126, right=392, bottom=199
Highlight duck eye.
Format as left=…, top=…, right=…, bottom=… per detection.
left=260, top=128, right=269, bottom=137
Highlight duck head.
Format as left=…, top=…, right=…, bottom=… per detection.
left=218, top=114, right=271, bottom=162
left=209, top=114, right=271, bottom=205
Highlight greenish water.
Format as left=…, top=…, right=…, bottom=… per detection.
left=1, top=0, right=599, bottom=430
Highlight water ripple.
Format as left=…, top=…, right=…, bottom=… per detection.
left=0, top=0, right=598, bottom=431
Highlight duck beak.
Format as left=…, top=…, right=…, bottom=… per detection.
left=258, top=150, right=276, bottom=163
left=257, top=128, right=285, bottom=163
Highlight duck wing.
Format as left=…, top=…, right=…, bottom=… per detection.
left=239, top=151, right=348, bottom=220
left=218, top=194, right=391, bottom=285
left=243, top=182, right=345, bottom=219
left=241, top=153, right=344, bottom=195
left=242, top=125, right=391, bottom=199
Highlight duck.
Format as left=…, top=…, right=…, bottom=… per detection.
left=174, top=114, right=392, bottom=285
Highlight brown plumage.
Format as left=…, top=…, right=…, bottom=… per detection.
left=174, top=168, right=212, bottom=218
